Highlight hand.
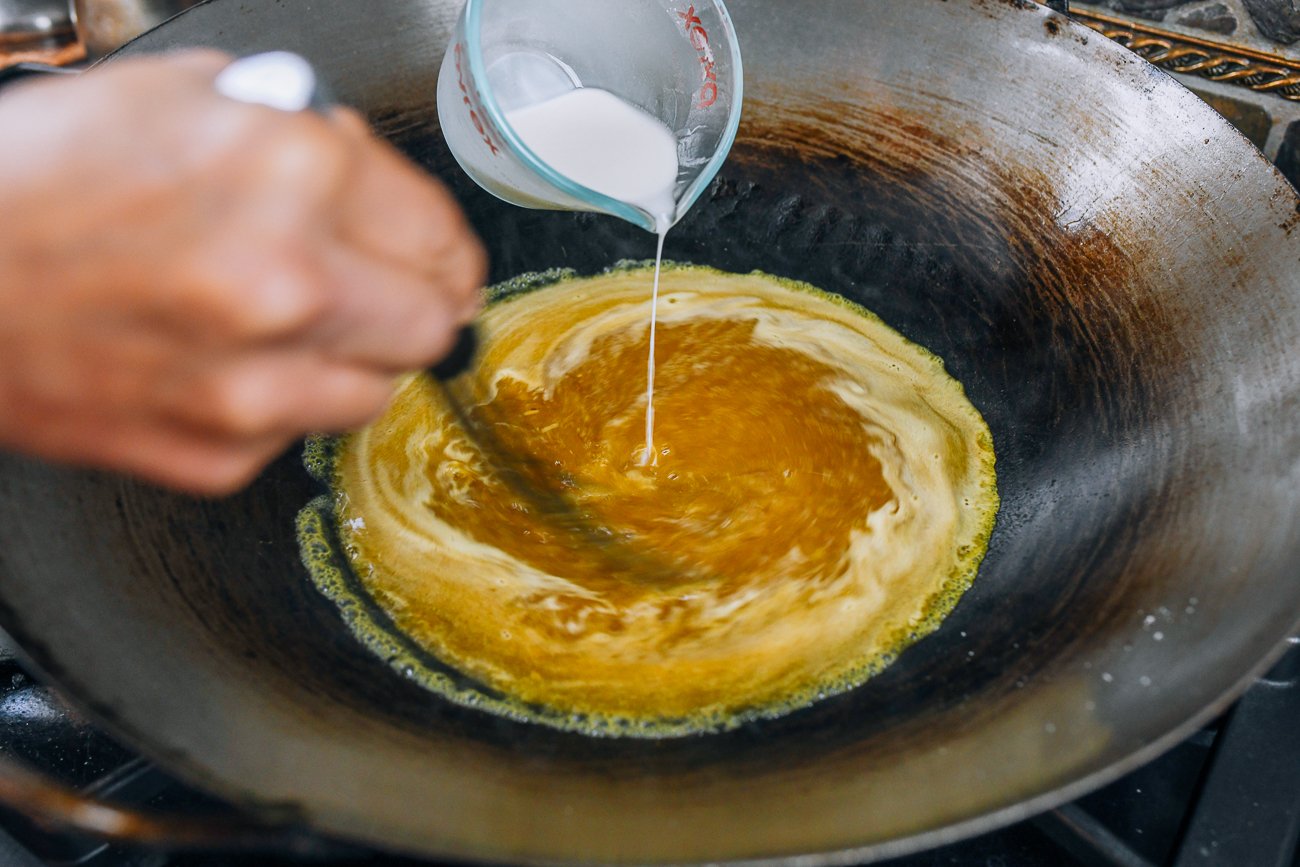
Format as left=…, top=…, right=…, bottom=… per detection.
left=0, top=51, right=487, bottom=494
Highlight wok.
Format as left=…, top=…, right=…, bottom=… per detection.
left=1, top=0, right=1298, bottom=862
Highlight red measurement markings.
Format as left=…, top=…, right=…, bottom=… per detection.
left=678, top=6, right=718, bottom=108
left=454, top=43, right=500, bottom=156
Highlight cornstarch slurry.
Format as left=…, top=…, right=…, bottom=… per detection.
left=505, top=87, right=681, bottom=465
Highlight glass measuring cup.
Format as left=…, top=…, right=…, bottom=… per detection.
left=436, top=0, right=743, bottom=234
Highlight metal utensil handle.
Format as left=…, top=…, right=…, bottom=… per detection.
left=213, top=50, right=330, bottom=112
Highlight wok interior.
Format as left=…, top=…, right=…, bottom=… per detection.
left=1, top=0, right=1298, bottom=862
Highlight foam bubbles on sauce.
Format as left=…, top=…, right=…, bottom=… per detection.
left=298, top=265, right=998, bottom=737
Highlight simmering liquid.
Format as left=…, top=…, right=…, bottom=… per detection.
left=299, top=265, right=998, bottom=737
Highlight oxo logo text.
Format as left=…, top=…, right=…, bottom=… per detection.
left=454, top=43, right=500, bottom=156
left=678, top=6, right=718, bottom=109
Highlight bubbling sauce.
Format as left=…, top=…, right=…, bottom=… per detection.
left=299, top=264, right=998, bottom=737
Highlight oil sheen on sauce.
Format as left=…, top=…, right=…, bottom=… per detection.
left=505, top=87, right=678, bottom=464
left=298, top=265, right=1000, bottom=738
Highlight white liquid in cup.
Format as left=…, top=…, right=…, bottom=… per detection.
left=505, top=87, right=678, bottom=231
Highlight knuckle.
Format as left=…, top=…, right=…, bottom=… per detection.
left=440, top=226, right=489, bottom=309
left=253, top=114, right=353, bottom=189
left=192, top=369, right=281, bottom=437
left=353, top=376, right=397, bottom=418
left=171, top=48, right=234, bottom=70
left=329, top=106, right=371, bottom=140
left=420, top=315, right=463, bottom=362
left=319, top=371, right=395, bottom=430
left=249, top=262, right=329, bottom=338
left=161, top=449, right=265, bottom=497
left=207, top=254, right=330, bottom=342
left=199, top=452, right=270, bottom=496
left=376, top=306, right=459, bottom=371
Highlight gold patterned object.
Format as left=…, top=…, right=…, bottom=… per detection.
left=299, top=265, right=999, bottom=737
left=1073, top=9, right=1300, bottom=101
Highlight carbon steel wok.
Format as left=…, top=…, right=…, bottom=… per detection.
left=1, top=0, right=1298, bottom=863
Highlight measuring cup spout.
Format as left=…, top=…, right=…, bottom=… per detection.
left=437, top=0, right=743, bottom=232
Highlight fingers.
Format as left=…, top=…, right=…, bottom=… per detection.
left=328, top=107, right=489, bottom=313
left=171, top=225, right=478, bottom=372
left=155, top=348, right=399, bottom=440
left=199, top=79, right=488, bottom=367
left=98, top=425, right=289, bottom=497
left=311, top=121, right=488, bottom=369
left=247, top=103, right=488, bottom=308
left=10, top=401, right=291, bottom=497
left=327, top=109, right=472, bottom=267
left=303, top=241, right=480, bottom=369
left=233, top=109, right=355, bottom=233
left=163, top=106, right=486, bottom=368
left=7, top=335, right=399, bottom=495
